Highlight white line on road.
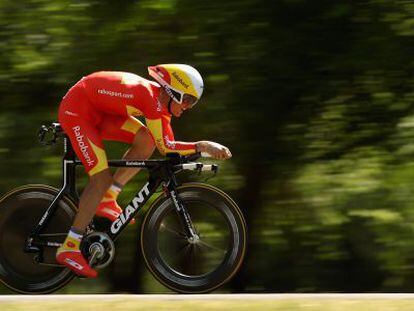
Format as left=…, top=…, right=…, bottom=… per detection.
left=2, top=294, right=414, bottom=302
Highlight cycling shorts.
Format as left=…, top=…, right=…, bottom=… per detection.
left=58, top=81, right=144, bottom=176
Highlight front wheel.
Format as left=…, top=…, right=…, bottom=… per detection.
left=141, top=182, right=247, bottom=293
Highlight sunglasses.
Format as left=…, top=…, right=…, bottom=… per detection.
left=164, top=86, right=198, bottom=106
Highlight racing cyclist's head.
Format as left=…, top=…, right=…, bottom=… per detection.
left=148, top=64, right=204, bottom=117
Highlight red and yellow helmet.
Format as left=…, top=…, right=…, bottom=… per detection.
left=148, top=64, right=204, bottom=105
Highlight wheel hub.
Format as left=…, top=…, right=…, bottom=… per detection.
left=188, top=234, right=200, bottom=244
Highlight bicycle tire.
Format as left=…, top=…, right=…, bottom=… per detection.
left=0, top=184, right=77, bottom=294
left=141, top=182, right=247, bottom=293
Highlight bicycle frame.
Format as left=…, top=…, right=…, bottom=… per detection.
left=25, top=133, right=198, bottom=254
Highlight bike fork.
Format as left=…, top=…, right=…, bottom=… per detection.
left=165, top=182, right=199, bottom=240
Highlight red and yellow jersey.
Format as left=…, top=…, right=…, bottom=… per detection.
left=80, top=71, right=196, bottom=156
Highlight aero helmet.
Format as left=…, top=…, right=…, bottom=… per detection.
left=148, top=64, right=204, bottom=105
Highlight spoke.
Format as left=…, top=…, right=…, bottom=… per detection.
left=177, top=242, right=192, bottom=254
left=174, top=243, right=200, bottom=275
left=197, top=239, right=226, bottom=253
left=168, top=242, right=192, bottom=271
left=186, top=244, right=198, bottom=275
left=160, top=223, right=186, bottom=239
left=192, top=244, right=206, bottom=275
left=167, top=241, right=192, bottom=261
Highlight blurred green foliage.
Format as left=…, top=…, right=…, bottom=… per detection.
left=1, top=0, right=414, bottom=293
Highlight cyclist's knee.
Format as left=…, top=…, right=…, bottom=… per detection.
left=143, top=142, right=156, bottom=159
left=134, top=128, right=155, bottom=159
left=143, top=140, right=156, bottom=159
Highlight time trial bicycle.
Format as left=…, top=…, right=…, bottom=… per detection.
left=0, top=122, right=247, bottom=294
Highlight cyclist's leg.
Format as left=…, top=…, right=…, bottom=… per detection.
left=59, top=103, right=113, bottom=230
left=99, top=115, right=156, bottom=186
left=95, top=115, right=155, bottom=222
left=56, top=90, right=113, bottom=277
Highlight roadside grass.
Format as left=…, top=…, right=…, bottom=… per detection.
left=1, top=299, right=414, bottom=311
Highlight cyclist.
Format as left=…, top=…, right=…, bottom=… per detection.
left=56, top=64, right=232, bottom=277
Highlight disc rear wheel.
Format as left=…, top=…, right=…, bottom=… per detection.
left=0, top=185, right=77, bottom=294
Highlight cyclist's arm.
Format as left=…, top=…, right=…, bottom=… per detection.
left=145, top=116, right=196, bottom=155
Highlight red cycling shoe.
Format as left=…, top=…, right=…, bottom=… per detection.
left=95, top=200, right=135, bottom=225
left=56, top=249, right=97, bottom=278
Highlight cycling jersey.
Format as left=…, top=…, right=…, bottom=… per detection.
left=58, top=71, right=196, bottom=176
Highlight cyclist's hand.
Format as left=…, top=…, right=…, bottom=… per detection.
left=196, top=141, right=232, bottom=160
